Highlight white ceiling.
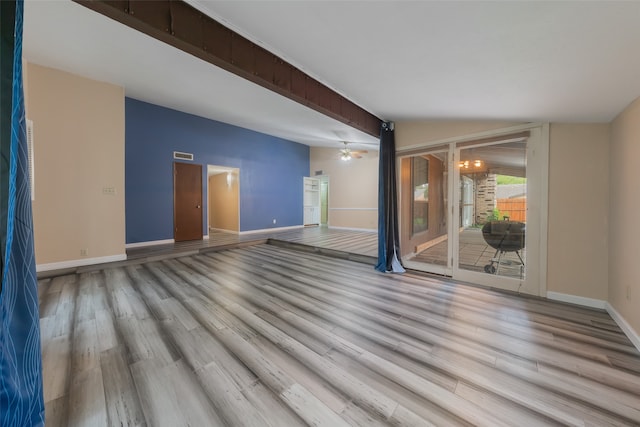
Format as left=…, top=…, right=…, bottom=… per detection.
left=23, top=1, right=640, bottom=150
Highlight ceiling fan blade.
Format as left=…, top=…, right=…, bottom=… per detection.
left=348, top=150, right=367, bottom=159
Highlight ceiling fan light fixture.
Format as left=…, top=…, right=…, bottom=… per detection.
left=340, top=141, right=352, bottom=161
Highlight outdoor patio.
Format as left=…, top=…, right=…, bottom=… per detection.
left=409, top=227, right=526, bottom=279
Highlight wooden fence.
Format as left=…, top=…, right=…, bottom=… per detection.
left=497, top=198, right=526, bottom=222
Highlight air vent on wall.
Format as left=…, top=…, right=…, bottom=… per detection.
left=173, top=151, right=194, bottom=161
left=27, top=119, right=34, bottom=201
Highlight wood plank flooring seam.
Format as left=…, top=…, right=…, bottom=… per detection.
left=123, top=266, right=232, bottom=426
left=159, top=257, right=441, bottom=426
left=40, top=243, right=640, bottom=427
left=203, top=249, right=628, bottom=385
left=229, top=246, right=640, bottom=372
left=176, top=254, right=516, bottom=426
left=194, top=249, right=640, bottom=426
left=126, top=265, right=278, bottom=427
left=270, top=260, right=640, bottom=404
left=240, top=246, right=638, bottom=356
left=141, top=261, right=348, bottom=426
left=40, top=274, right=78, bottom=427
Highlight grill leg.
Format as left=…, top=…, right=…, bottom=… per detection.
left=515, top=250, right=524, bottom=266
left=515, top=250, right=525, bottom=278
left=496, top=250, right=504, bottom=275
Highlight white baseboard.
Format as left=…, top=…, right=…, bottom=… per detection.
left=203, top=234, right=209, bottom=240
left=37, top=254, right=127, bottom=272
left=328, top=226, right=377, bottom=233
left=546, top=291, right=607, bottom=310
left=239, top=225, right=303, bottom=235
left=606, top=303, right=640, bottom=353
left=546, top=292, right=640, bottom=352
left=126, top=239, right=174, bottom=249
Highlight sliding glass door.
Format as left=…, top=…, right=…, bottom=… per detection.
left=399, top=126, right=547, bottom=296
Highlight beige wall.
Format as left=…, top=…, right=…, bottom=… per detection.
left=26, top=63, right=125, bottom=266
left=395, top=120, right=610, bottom=301
left=309, top=147, right=378, bottom=230
left=209, top=172, right=239, bottom=232
left=547, top=123, right=610, bottom=300
left=609, top=96, right=640, bottom=335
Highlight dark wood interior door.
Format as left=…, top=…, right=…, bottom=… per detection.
left=174, top=162, right=203, bottom=242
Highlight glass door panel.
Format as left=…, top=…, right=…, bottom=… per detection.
left=401, top=150, right=451, bottom=275
left=456, top=141, right=527, bottom=281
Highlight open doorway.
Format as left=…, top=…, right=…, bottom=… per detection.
left=319, top=176, right=329, bottom=226
left=207, top=165, right=240, bottom=234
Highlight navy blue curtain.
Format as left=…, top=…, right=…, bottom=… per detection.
left=376, top=122, right=405, bottom=273
left=0, top=1, right=45, bottom=425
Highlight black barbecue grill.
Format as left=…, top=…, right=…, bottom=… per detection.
left=481, top=220, right=525, bottom=276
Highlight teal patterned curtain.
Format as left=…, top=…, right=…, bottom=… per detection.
left=0, top=1, right=45, bottom=425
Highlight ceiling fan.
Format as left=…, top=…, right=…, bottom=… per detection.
left=339, top=141, right=368, bottom=161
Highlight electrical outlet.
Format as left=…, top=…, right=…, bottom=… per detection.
left=273, top=219, right=277, bottom=224
left=80, top=249, right=88, bottom=256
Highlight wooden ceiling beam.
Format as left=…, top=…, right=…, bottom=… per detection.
left=73, top=0, right=382, bottom=137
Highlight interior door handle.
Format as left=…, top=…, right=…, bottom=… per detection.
left=196, top=205, right=201, bottom=209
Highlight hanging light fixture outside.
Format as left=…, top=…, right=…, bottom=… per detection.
left=458, top=159, right=482, bottom=169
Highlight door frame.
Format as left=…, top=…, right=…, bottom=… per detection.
left=399, top=146, right=454, bottom=277
left=397, top=123, right=549, bottom=296
left=318, top=175, right=330, bottom=226
left=206, top=165, right=240, bottom=234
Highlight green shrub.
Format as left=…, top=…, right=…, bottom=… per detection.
left=487, top=208, right=510, bottom=221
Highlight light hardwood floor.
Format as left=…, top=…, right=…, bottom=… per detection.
left=39, top=244, right=640, bottom=426
left=126, top=227, right=377, bottom=263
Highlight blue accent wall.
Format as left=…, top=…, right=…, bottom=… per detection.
left=125, top=98, right=309, bottom=244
